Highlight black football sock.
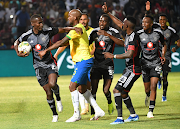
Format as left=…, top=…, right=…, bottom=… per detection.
left=105, top=91, right=112, bottom=104
left=90, top=94, right=96, bottom=115
left=114, top=93, right=122, bottom=117
left=146, top=91, right=150, bottom=97
left=149, top=100, right=155, bottom=112
left=47, top=99, right=58, bottom=115
left=123, top=95, right=135, bottom=114
left=163, top=81, right=168, bottom=96
left=51, top=85, right=61, bottom=101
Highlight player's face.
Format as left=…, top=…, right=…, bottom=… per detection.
left=68, top=12, right=75, bottom=25
left=31, top=17, right=43, bottom=31
left=142, top=17, right=153, bottom=31
left=79, top=14, right=89, bottom=28
left=99, top=16, right=109, bottom=30
left=159, top=16, right=167, bottom=27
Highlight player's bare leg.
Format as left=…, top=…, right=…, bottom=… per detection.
left=49, top=73, right=63, bottom=113
left=147, top=77, right=158, bottom=118
left=43, top=74, right=59, bottom=122
left=144, top=82, right=150, bottom=107
left=103, top=79, right=114, bottom=115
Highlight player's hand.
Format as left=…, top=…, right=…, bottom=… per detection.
left=74, top=27, right=83, bottom=34
left=97, top=30, right=108, bottom=36
left=102, top=2, right=109, bottom=14
left=171, top=47, right=176, bottom=52
left=161, top=56, right=166, bottom=65
left=38, top=50, right=47, bottom=59
left=146, top=1, right=150, bottom=11
left=17, top=51, right=29, bottom=57
left=103, top=52, right=114, bottom=59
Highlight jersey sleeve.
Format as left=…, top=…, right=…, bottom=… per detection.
left=49, top=27, right=59, bottom=38
left=66, top=29, right=81, bottom=40
left=159, top=32, right=165, bottom=45
left=89, top=30, right=97, bottom=45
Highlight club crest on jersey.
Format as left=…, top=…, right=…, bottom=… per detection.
left=35, top=44, right=42, bottom=50
left=99, top=41, right=105, bottom=47
left=165, top=33, right=170, bottom=38
left=42, top=37, right=46, bottom=42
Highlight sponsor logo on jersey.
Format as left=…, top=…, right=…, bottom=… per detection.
left=146, top=42, right=155, bottom=50
left=35, top=44, right=42, bottom=50
left=99, top=41, right=105, bottom=47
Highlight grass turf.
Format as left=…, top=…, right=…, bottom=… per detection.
left=0, top=72, right=180, bottom=129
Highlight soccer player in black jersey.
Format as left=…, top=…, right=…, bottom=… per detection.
left=137, top=14, right=167, bottom=118
left=102, top=2, right=141, bottom=124
left=88, top=13, right=122, bottom=120
left=14, top=14, right=82, bottom=122
left=156, top=14, right=180, bottom=101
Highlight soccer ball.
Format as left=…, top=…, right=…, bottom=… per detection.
left=18, top=41, right=32, bottom=55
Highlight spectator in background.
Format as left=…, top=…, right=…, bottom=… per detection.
left=65, top=0, right=77, bottom=11
left=0, top=23, right=13, bottom=49
left=5, top=3, right=16, bottom=23
left=0, top=5, right=5, bottom=30
left=13, top=5, right=30, bottom=38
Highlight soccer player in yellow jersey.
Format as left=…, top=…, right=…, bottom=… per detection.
left=39, top=9, right=105, bottom=122
left=54, top=13, right=95, bottom=115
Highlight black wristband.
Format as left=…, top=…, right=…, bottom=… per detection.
left=175, top=45, right=179, bottom=50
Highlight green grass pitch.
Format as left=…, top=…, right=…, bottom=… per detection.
left=0, top=72, right=180, bottom=129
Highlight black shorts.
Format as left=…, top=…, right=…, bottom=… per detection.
left=115, top=68, right=140, bottom=93
left=35, top=64, right=58, bottom=86
left=162, top=59, right=171, bottom=76
left=142, top=65, right=162, bottom=82
left=91, top=66, right=114, bottom=80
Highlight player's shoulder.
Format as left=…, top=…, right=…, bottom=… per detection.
left=21, top=29, right=33, bottom=38
left=43, top=27, right=57, bottom=31
left=167, top=26, right=176, bottom=33
left=129, top=32, right=137, bottom=41
left=137, top=29, right=144, bottom=34
left=153, top=28, right=163, bottom=35
left=109, top=27, right=119, bottom=33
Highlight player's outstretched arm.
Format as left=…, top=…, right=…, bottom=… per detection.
left=172, top=39, right=180, bottom=52
left=38, top=36, right=69, bottom=59
left=103, top=50, right=134, bottom=59
left=102, top=2, right=123, bottom=29
left=14, top=39, right=29, bottom=57
left=58, top=27, right=83, bottom=34
left=97, top=30, right=124, bottom=46
left=54, top=46, right=67, bottom=60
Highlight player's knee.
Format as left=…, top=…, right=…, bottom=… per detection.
left=48, top=81, right=56, bottom=88
left=121, top=90, right=128, bottom=98
left=113, top=88, right=120, bottom=93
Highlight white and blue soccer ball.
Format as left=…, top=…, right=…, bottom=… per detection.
left=18, top=41, right=32, bottom=55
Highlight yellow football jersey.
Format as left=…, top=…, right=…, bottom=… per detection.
left=66, top=23, right=92, bottom=62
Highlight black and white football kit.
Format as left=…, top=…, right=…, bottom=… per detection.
left=115, top=32, right=141, bottom=93
left=18, top=27, right=59, bottom=86
left=89, top=27, right=120, bottom=80
left=137, top=28, right=165, bottom=82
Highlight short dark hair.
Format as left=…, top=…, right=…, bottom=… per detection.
left=101, top=14, right=110, bottom=22
left=145, top=14, right=154, bottom=21
left=159, top=13, right=168, bottom=19
left=81, top=13, right=89, bottom=18
left=30, top=14, right=42, bottom=21
left=126, top=16, right=136, bottom=25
